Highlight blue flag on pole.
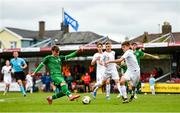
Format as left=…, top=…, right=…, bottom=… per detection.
left=64, top=11, right=79, bottom=31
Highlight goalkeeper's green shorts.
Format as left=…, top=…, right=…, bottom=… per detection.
left=51, top=74, right=66, bottom=85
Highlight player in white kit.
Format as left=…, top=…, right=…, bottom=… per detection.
left=91, top=42, right=106, bottom=98
left=106, top=41, right=140, bottom=103
left=92, top=41, right=122, bottom=100
left=1, top=60, right=12, bottom=95
left=26, top=72, right=33, bottom=93
left=102, top=41, right=122, bottom=100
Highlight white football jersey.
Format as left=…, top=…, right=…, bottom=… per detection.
left=122, top=49, right=140, bottom=72
left=1, top=66, right=12, bottom=79
left=103, top=51, right=117, bottom=71
left=92, top=53, right=105, bottom=80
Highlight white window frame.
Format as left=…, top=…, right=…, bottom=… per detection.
left=10, top=41, right=17, bottom=48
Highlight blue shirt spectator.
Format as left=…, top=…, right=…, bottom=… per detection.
left=41, top=74, right=46, bottom=84
left=45, top=75, right=52, bottom=84
left=44, top=72, right=52, bottom=92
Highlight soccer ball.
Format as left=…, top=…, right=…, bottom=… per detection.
left=82, top=96, right=91, bottom=104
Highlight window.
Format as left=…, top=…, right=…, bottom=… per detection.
left=10, top=41, right=17, bottom=48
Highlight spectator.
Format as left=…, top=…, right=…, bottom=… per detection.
left=82, top=72, right=91, bottom=93
left=44, top=72, right=51, bottom=92
left=40, top=72, right=46, bottom=91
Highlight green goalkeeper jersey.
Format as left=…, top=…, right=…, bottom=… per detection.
left=34, top=51, right=78, bottom=77
left=134, top=49, right=144, bottom=65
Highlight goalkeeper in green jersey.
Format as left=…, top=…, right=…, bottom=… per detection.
left=32, top=45, right=83, bottom=104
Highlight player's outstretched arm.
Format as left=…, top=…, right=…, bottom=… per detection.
left=106, top=57, right=124, bottom=65
left=65, top=46, right=84, bottom=60
left=32, top=62, right=44, bottom=76
left=145, top=53, right=160, bottom=59
left=32, top=56, right=48, bottom=75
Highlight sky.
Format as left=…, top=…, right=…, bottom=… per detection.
left=0, top=0, right=180, bottom=42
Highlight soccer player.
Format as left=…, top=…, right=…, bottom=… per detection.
left=103, top=41, right=123, bottom=100
left=91, top=42, right=106, bottom=98
left=26, top=72, right=33, bottom=93
left=106, top=41, right=140, bottom=103
left=95, top=41, right=122, bottom=100
left=149, top=74, right=155, bottom=95
left=10, top=51, right=27, bottom=96
left=1, top=60, right=12, bottom=95
left=32, top=45, right=83, bottom=104
left=131, top=42, right=159, bottom=98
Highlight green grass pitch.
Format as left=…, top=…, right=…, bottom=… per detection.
left=0, top=92, right=180, bottom=112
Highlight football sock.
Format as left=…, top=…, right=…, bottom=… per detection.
left=106, top=84, right=110, bottom=97
left=93, top=82, right=102, bottom=92
left=19, top=85, right=26, bottom=94
left=93, top=86, right=99, bottom=92
left=132, top=87, right=136, bottom=95
left=52, top=91, right=66, bottom=100
left=117, top=83, right=123, bottom=96
left=120, top=85, right=127, bottom=98
left=4, top=87, right=8, bottom=94
left=135, top=88, right=137, bottom=94
left=61, top=85, right=71, bottom=97
left=30, top=87, right=33, bottom=93
left=7, top=87, right=9, bottom=92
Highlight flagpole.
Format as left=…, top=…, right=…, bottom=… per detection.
left=62, top=8, right=64, bottom=23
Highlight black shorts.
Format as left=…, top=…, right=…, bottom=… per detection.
left=14, top=71, right=26, bottom=81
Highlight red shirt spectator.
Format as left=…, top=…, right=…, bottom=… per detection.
left=83, top=73, right=91, bottom=85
